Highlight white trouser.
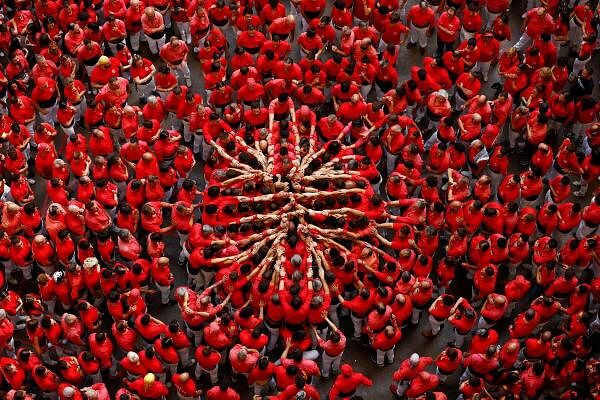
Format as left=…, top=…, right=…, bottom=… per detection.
left=350, top=313, right=364, bottom=339
left=570, top=56, right=590, bottom=81
left=409, top=23, right=429, bottom=48
left=477, top=61, right=492, bottom=82
left=74, top=98, right=87, bottom=120
left=180, top=242, right=190, bottom=264
left=39, top=103, right=58, bottom=123
left=177, top=21, right=191, bottom=43
left=162, top=11, right=172, bottom=28
left=192, top=132, right=203, bottom=150
left=195, top=364, right=218, bottom=384
left=177, top=347, right=190, bottom=366
left=328, top=303, right=340, bottom=327
left=499, top=39, right=511, bottom=54
left=177, top=231, right=189, bottom=248
left=321, top=352, right=343, bottom=377
left=198, top=269, right=215, bottom=289
left=386, top=151, right=398, bottom=176
left=266, top=323, right=280, bottom=351
left=303, top=350, right=319, bottom=361
left=107, top=39, right=125, bottom=55
left=171, top=61, right=192, bottom=86
left=576, top=220, right=597, bottom=239
left=182, top=120, right=191, bottom=142
left=569, top=19, right=583, bottom=45
left=130, top=31, right=142, bottom=51
left=146, top=34, right=166, bottom=54
left=395, top=381, right=409, bottom=396
left=509, top=128, right=521, bottom=149
left=137, top=79, right=156, bottom=98
left=460, top=28, right=475, bottom=42
left=61, top=124, right=75, bottom=137
left=411, top=307, right=422, bottom=324
left=485, top=10, right=500, bottom=29
left=376, top=346, right=395, bottom=366
left=360, top=84, right=372, bottom=99
left=428, top=315, right=444, bottom=335
left=477, top=316, right=496, bottom=330
left=514, top=32, right=532, bottom=52
left=156, top=283, right=171, bottom=305
left=454, top=328, right=467, bottom=347
left=186, top=326, right=203, bottom=346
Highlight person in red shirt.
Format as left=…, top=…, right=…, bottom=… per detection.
left=160, top=36, right=192, bottom=87
left=435, top=7, right=460, bottom=57
left=407, top=1, right=435, bottom=53
left=125, top=372, right=169, bottom=399
left=514, top=6, right=554, bottom=52
left=368, top=314, right=402, bottom=367
left=423, top=293, right=455, bottom=337
left=434, top=346, right=462, bottom=383
left=206, top=382, right=240, bottom=400
left=194, top=344, right=221, bottom=384
left=142, top=7, right=166, bottom=55
left=329, top=364, right=373, bottom=399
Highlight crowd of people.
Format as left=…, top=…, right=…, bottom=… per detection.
left=0, top=0, right=599, bottom=398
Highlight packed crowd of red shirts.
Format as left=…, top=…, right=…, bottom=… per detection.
left=0, top=0, right=599, bottom=399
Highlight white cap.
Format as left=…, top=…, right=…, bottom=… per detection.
left=409, top=353, right=420, bottom=366
left=62, top=387, right=75, bottom=398
left=0, top=309, right=6, bottom=320
left=127, top=351, right=139, bottom=363
left=83, top=257, right=99, bottom=269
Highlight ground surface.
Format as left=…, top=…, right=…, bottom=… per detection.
left=17, top=0, right=600, bottom=398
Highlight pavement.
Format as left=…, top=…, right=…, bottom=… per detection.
left=15, top=0, right=600, bottom=398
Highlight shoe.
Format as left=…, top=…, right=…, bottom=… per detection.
left=390, top=384, right=399, bottom=397
left=573, top=191, right=586, bottom=197
left=419, top=47, right=426, bottom=55
left=406, top=42, right=415, bottom=49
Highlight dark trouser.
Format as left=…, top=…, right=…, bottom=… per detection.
left=436, top=36, right=454, bottom=57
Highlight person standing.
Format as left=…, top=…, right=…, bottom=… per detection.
left=142, top=7, right=166, bottom=55
left=406, top=1, right=435, bottom=54
left=160, top=36, right=192, bottom=87
left=435, top=7, right=460, bottom=57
